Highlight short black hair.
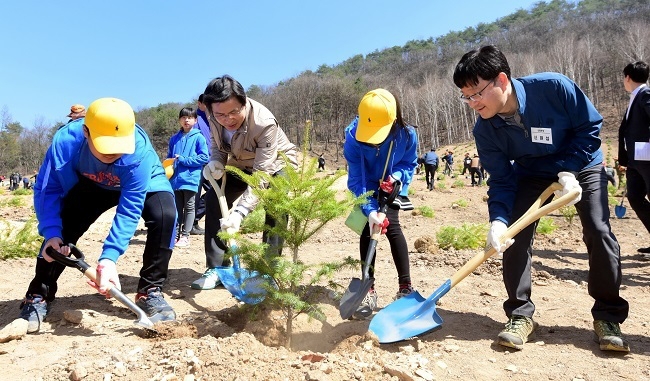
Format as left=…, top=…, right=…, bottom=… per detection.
left=203, top=75, right=247, bottom=109
left=623, top=61, right=649, bottom=83
left=178, top=107, right=197, bottom=119
left=453, top=45, right=511, bottom=89
left=198, top=93, right=204, bottom=103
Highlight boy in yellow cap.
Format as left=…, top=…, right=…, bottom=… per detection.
left=20, top=98, right=178, bottom=333
left=343, top=89, right=419, bottom=319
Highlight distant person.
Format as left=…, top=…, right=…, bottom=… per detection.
left=19, top=98, right=178, bottom=333
left=318, top=154, right=326, bottom=171
left=343, top=89, right=418, bottom=319
left=454, top=45, right=629, bottom=352
left=67, top=104, right=86, bottom=122
left=166, top=107, right=209, bottom=248
left=613, top=157, right=625, bottom=188
left=469, top=154, right=483, bottom=186
left=22, top=176, right=30, bottom=189
left=462, top=152, right=472, bottom=176
left=191, top=94, right=212, bottom=236
left=191, top=75, right=298, bottom=290
left=420, top=147, right=439, bottom=191
left=442, top=150, right=454, bottom=176
left=604, top=163, right=616, bottom=187
left=617, top=61, right=650, bottom=257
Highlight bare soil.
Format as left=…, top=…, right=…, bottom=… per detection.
left=1, top=143, right=649, bottom=381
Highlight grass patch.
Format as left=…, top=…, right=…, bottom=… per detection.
left=453, top=199, right=469, bottom=208
left=437, top=223, right=488, bottom=250
left=536, top=216, right=557, bottom=235
left=416, top=206, right=435, bottom=218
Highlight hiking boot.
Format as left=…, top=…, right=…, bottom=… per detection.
left=394, top=286, right=415, bottom=301
left=593, top=320, right=630, bottom=352
left=175, top=236, right=189, bottom=248
left=135, top=287, right=176, bottom=323
left=353, top=289, right=378, bottom=320
left=19, top=294, right=49, bottom=333
left=190, top=225, right=205, bottom=235
left=191, top=268, right=221, bottom=290
left=497, top=315, right=538, bottom=350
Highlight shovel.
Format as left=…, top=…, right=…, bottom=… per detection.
left=615, top=187, right=627, bottom=219
left=45, top=244, right=155, bottom=330
left=203, top=168, right=273, bottom=305
left=339, top=181, right=401, bottom=319
left=369, top=182, right=580, bottom=344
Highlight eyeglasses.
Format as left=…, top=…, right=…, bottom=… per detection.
left=459, top=79, right=496, bottom=103
left=211, top=105, right=245, bottom=121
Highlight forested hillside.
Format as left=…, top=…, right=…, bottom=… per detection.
left=1, top=0, right=648, bottom=175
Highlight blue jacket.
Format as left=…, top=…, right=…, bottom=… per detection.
left=34, top=119, right=173, bottom=262
left=195, top=109, right=212, bottom=153
left=475, top=72, right=603, bottom=224
left=167, top=128, right=209, bottom=191
left=422, top=151, right=439, bottom=166
left=344, top=117, right=418, bottom=216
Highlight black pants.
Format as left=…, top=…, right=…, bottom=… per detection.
left=470, top=167, right=483, bottom=185
left=26, top=177, right=177, bottom=301
left=502, top=165, right=628, bottom=323
left=424, top=164, right=437, bottom=189
left=359, top=206, right=410, bottom=286
left=193, top=167, right=212, bottom=226
left=204, top=171, right=287, bottom=268
left=625, top=163, right=650, bottom=235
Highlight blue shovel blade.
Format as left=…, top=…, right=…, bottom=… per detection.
left=369, top=280, right=450, bottom=343
left=215, top=267, right=272, bottom=305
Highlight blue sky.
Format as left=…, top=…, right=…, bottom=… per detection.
left=1, top=1, right=542, bottom=128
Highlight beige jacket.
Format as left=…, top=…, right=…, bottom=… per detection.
left=209, top=98, right=298, bottom=212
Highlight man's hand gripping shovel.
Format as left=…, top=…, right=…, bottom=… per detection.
left=369, top=182, right=580, bottom=343
left=203, top=167, right=274, bottom=305
left=339, top=180, right=401, bottom=320
left=45, top=244, right=156, bottom=330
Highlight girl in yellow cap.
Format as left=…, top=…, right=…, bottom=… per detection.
left=343, top=89, right=419, bottom=319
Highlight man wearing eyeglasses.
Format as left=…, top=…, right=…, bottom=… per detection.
left=190, top=75, right=298, bottom=290
left=453, top=45, right=629, bottom=352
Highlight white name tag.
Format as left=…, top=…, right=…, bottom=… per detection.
left=531, top=127, right=553, bottom=145
left=634, top=142, right=650, bottom=161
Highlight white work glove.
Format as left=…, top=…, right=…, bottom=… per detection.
left=220, top=209, right=245, bottom=233
left=206, top=160, right=225, bottom=180
left=368, top=211, right=389, bottom=234
left=488, top=220, right=514, bottom=254
left=90, top=258, right=121, bottom=297
left=554, top=171, right=582, bottom=206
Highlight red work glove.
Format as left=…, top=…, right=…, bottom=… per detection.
left=368, top=211, right=390, bottom=234
left=379, top=175, right=396, bottom=194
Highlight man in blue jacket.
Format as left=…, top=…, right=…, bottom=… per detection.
left=19, top=98, right=178, bottom=333
left=421, top=147, right=439, bottom=190
left=453, top=45, right=629, bottom=352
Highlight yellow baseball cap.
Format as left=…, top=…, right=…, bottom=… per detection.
left=355, top=89, right=396, bottom=144
left=84, top=98, right=136, bottom=155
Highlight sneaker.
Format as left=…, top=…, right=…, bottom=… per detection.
left=353, top=289, right=378, bottom=319
left=175, top=236, right=189, bottom=248
left=190, top=225, right=205, bottom=235
left=593, top=320, right=630, bottom=352
left=135, top=287, right=176, bottom=323
left=497, top=315, right=538, bottom=350
left=19, top=294, right=49, bottom=333
left=191, top=268, right=221, bottom=290
left=394, top=286, right=415, bottom=301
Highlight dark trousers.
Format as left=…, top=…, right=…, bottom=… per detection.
left=193, top=168, right=212, bottom=226
left=502, top=165, right=628, bottom=323
left=625, top=163, right=650, bottom=235
left=424, top=164, right=437, bottom=190
left=26, top=177, right=177, bottom=301
left=204, top=171, right=287, bottom=268
left=359, top=206, right=410, bottom=286
left=470, top=167, right=483, bottom=185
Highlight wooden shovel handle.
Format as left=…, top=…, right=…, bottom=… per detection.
left=449, top=182, right=577, bottom=287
